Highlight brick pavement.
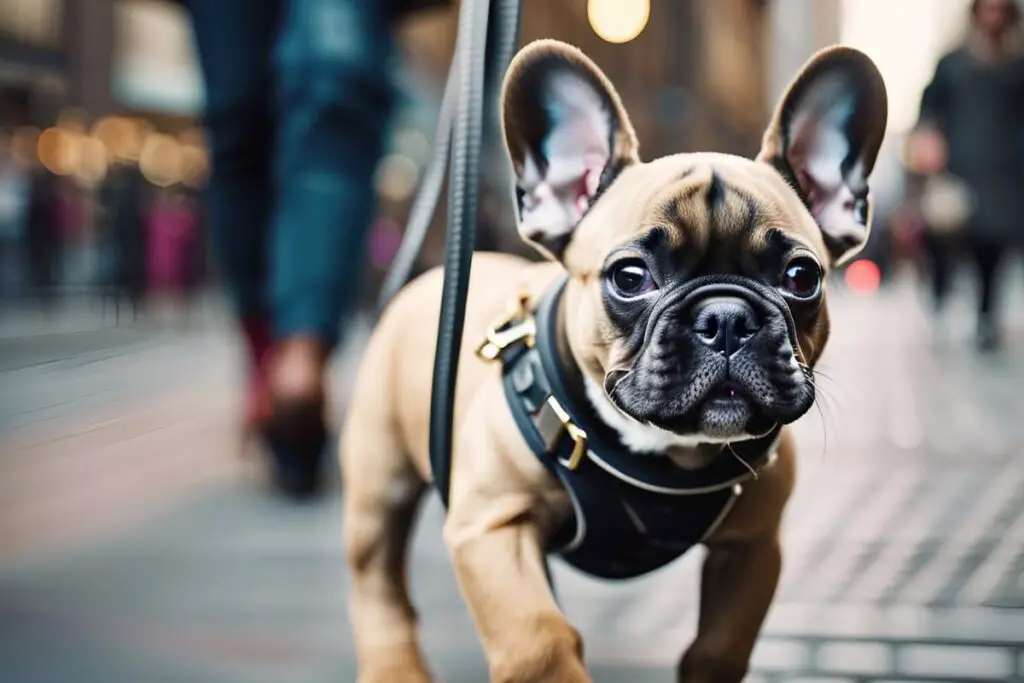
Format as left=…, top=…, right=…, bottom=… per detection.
left=1, top=273, right=1024, bottom=682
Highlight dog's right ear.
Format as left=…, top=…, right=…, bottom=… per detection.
left=502, top=40, right=639, bottom=261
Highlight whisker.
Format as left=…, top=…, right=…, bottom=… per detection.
left=810, top=363, right=858, bottom=406
left=802, top=363, right=841, bottom=462
left=813, top=397, right=830, bottom=462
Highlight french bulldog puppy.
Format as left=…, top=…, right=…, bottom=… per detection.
left=341, top=39, right=887, bottom=683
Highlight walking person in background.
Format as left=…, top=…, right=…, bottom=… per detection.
left=181, top=0, right=445, bottom=498
left=25, top=166, right=58, bottom=306
left=910, top=0, right=1024, bottom=352
left=0, top=132, right=31, bottom=302
left=98, top=158, right=148, bottom=319
left=145, top=184, right=199, bottom=326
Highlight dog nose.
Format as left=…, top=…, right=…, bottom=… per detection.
left=690, top=296, right=761, bottom=355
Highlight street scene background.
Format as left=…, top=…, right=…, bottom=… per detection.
left=2, top=1, right=1024, bottom=682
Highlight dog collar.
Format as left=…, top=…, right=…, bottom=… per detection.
left=477, top=273, right=781, bottom=579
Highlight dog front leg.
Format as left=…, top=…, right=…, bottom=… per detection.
left=443, top=386, right=590, bottom=683
left=445, top=517, right=590, bottom=683
left=676, top=537, right=782, bottom=683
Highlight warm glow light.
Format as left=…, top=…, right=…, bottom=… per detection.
left=179, top=144, right=209, bottom=189
left=177, top=126, right=206, bottom=148
left=375, top=153, right=419, bottom=203
left=845, top=259, right=881, bottom=294
left=587, top=0, right=650, bottom=44
left=139, top=133, right=184, bottom=187
left=74, top=136, right=110, bottom=187
left=177, top=127, right=210, bottom=188
left=37, top=127, right=79, bottom=176
left=92, top=116, right=139, bottom=162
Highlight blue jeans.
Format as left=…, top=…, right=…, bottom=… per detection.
left=185, top=0, right=396, bottom=347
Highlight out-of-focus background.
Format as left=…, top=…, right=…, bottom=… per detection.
left=1, top=0, right=1024, bottom=681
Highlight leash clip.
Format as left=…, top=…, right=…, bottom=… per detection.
left=546, top=396, right=588, bottom=471
left=476, top=294, right=536, bottom=362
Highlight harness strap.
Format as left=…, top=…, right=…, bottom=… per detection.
left=487, top=275, right=781, bottom=580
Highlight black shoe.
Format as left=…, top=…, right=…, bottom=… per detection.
left=263, top=399, right=328, bottom=500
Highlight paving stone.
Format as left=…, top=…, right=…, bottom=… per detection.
left=898, top=644, right=1014, bottom=680
left=816, top=641, right=894, bottom=675
left=751, top=638, right=811, bottom=671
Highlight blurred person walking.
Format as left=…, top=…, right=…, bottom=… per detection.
left=145, top=184, right=200, bottom=325
left=181, top=0, right=445, bottom=498
left=910, top=0, right=1024, bottom=351
left=0, top=132, right=31, bottom=301
left=97, top=159, right=148, bottom=319
left=24, top=168, right=58, bottom=305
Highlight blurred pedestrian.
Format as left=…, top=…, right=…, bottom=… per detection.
left=145, top=184, right=199, bottom=325
left=25, top=168, right=58, bottom=305
left=98, top=159, right=148, bottom=319
left=910, top=0, right=1024, bottom=351
left=181, top=0, right=448, bottom=498
left=0, top=132, right=31, bottom=301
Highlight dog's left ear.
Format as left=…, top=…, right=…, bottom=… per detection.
left=502, top=40, right=640, bottom=261
left=758, top=46, right=888, bottom=266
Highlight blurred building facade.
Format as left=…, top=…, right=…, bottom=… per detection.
left=0, top=0, right=983, bottom=309
left=0, top=0, right=201, bottom=129
left=405, top=0, right=783, bottom=158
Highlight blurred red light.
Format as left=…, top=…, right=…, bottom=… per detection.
left=845, top=259, right=881, bottom=294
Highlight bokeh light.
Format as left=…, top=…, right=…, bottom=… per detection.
left=177, top=127, right=210, bottom=188
left=74, top=136, right=110, bottom=187
left=139, top=132, right=184, bottom=187
left=36, top=126, right=79, bottom=176
left=845, top=259, right=882, bottom=294
left=91, top=116, right=139, bottom=162
left=375, top=153, right=419, bottom=203
left=588, top=0, right=650, bottom=44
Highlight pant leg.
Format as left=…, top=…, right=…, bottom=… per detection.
left=970, top=242, right=1003, bottom=326
left=270, top=0, right=397, bottom=348
left=922, top=231, right=953, bottom=309
left=184, top=0, right=283, bottom=321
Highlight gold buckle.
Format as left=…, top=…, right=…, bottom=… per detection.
left=546, top=396, right=587, bottom=471
left=475, top=295, right=536, bottom=362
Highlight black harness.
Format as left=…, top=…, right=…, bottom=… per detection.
left=481, top=275, right=781, bottom=580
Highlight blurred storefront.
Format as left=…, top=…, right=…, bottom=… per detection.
left=0, top=0, right=981, bottom=308
left=402, top=0, right=776, bottom=159
left=0, top=0, right=200, bottom=128
left=110, top=0, right=203, bottom=129
left=0, top=0, right=208, bottom=306
left=395, top=0, right=784, bottom=270
left=0, top=0, right=67, bottom=129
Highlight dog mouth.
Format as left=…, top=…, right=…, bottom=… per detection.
left=652, top=381, right=778, bottom=440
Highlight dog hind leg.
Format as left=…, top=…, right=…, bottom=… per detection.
left=341, top=399, right=431, bottom=683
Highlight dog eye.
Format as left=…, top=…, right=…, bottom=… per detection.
left=610, top=261, right=657, bottom=297
left=781, top=258, right=822, bottom=299
left=853, top=196, right=868, bottom=225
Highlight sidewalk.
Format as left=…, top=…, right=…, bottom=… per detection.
left=1, top=276, right=1023, bottom=683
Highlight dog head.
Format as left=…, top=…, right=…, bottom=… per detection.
left=501, top=41, right=887, bottom=466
